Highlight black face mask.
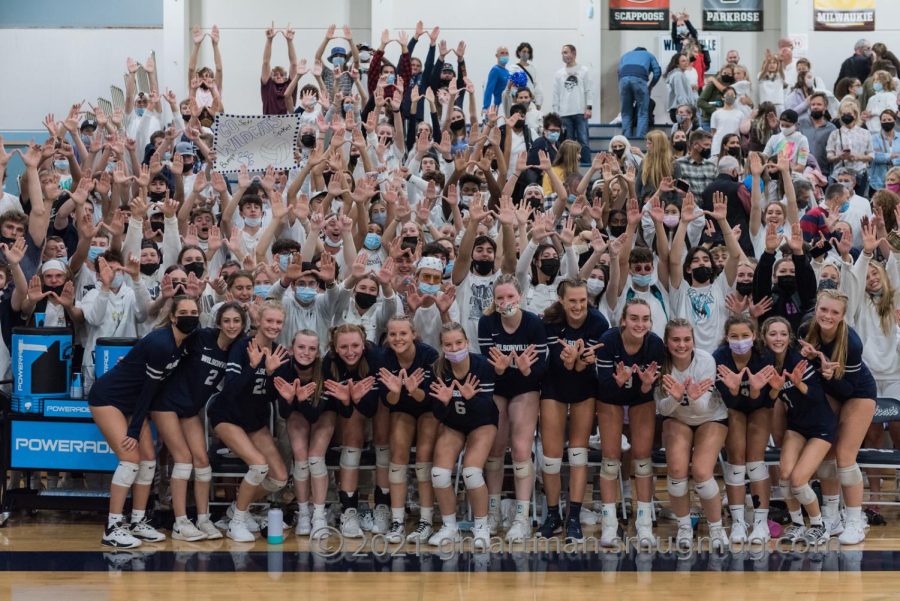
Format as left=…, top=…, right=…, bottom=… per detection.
left=609, top=225, right=627, bottom=238
left=539, top=258, right=560, bottom=278
left=818, top=278, right=838, bottom=292
left=612, top=148, right=625, bottom=158
left=173, top=284, right=187, bottom=297
left=355, top=292, right=378, bottom=310
left=727, top=147, right=742, bottom=159
left=769, top=169, right=781, bottom=181
left=149, top=190, right=166, bottom=202
left=402, top=236, right=419, bottom=247
left=691, top=266, right=713, bottom=284
left=181, top=113, right=191, bottom=122
left=810, top=110, right=825, bottom=120
left=512, top=120, right=525, bottom=131
left=43, top=284, right=64, bottom=297
left=0, top=236, right=16, bottom=246
left=777, top=275, right=797, bottom=294
left=699, top=147, right=712, bottom=159
left=182, top=262, right=205, bottom=278
left=720, top=75, right=735, bottom=85
left=174, top=315, right=200, bottom=334
left=140, top=262, right=159, bottom=276
left=472, top=259, right=495, bottom=276
left=735, top=281, right=753, bottom=296
left=300, top=134, right=316, bottom=148
left=449, top=120, right=465, bottom=132
left=884, top=121, right=896, bottom=132
left=150, top=221, right=164, bottom=233
left=528, top=197, right=543, bottom=209
left=841, top=113, right=855, bottom=125
left=673, top=141, right=687, bottom=152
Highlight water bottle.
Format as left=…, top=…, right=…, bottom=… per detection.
left=267, top=507, right=284, bottom=544
left=70, top=372, right=83, bottom=399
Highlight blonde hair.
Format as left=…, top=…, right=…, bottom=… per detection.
left=805, top=289, right=850, bottom=378
left=873, top=70, right=895, bottom=91
left=327, top=323, right=370, bottom=380
left=866, top=260, right=896, bottom=335
left=292, top=329, right=324, bottom=406
left=641, top=130, right=673, bottom=189
left=661, top=318, right=693, bottom=378
left=553, top=140, right=582, bottom=178
left=433, top=321, right=468, bottom=380
left=484, top=273, right=522, bottom=316
left=838, top=99, right=860, bottom=125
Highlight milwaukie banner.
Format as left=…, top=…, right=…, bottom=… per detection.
left=814, top=0, right=875, bottom=31
left=609, top=0, right=670, bottom=30
left=703, top=0, right=763, bottom=32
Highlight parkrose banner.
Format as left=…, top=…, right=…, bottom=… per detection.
left=213, top=113, right=301, bottom=174
left=702, top=0, right=763, bottom=32
left=609, top=0, right=669, bottom=30
left=814, top=0, right=875, bottom=31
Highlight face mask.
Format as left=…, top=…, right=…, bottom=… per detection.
left=720, top=75, right=735, bottom=85
left=445, top=348, right=469, bottom=364
left=781, top=125, right=796, bottom=136
left=817, top=278, right=838, bottom=292
left=612, top=148, right=625, bottom=158
left=673, top=140, right=687, bottom=152
left=364, top=233, right=382, bottom=250
left=359, top=50, right=371, bottom=62
left=512, top=119, right=525, bottom=130
left=323, top=236, right=343, bottom=248
left=609, top=225, right=626, bottom=238
left=472, top=259, right=495, bottom=276
left=57, top=256, right=69, bottom=266
left=300, top=134, right=316, bottom=148
left=676, top=114, right=688, bottom=124
left=460, top=195, right=474, bottom=208
left=53, top=159, right=68, bottom=170
left=723, top=96, right=736, bottom=106
left=402, top=236, right=419, bottom=247
left=691, top=266, right=713, bottom=284
left=839, top=201, right=850, bottom=212
left=539, top=258, right=560, bottom=278
left=43, top=284, right=64, bottom=297
left=632, top=273, right=653, bottom=288
left=519, top=51, right=530, bottom=60
left=663, top=214, right=680, bottom=228
left=884, top=122, right=896, bottom=132
left=546, top=131, right=560, bottom=143
left=727, top=147, right=742, bottom=159
left=371, top=212, right=387, bottom=226
left=174, top=315, right=200, bottom=334
left=81, top=134, right=93, bottom=147
left=419, top=282, right=440, bottom=295
left=110, top=272, right=124, bottom=289
left=805, top=77, right=815, bottom=87
left=254, top=284, right=272, bottom=298
left=88, top=246, right=104, bottom=262
left=498, top=56, right=509, bottom=66
left=386, top=74, right=396, bottom=85
left=587, top=278, right=606, bottom=296
left=498, top=301, right=519, bottom=317
left=566, top=194, right=577, bottom=204
left=294, top=286, right=317, bottom=304
left=149, top=191, right=166, bottom=203
left=355, top=291, right=378, bottom=310
left=810, top=110, right=825, bottom=120
left=677, top=25, right=688, bottom=36
left=449, top=120, right=466, bottom=133
left=139, top=262, right=159, bottom=276
left=736, top=281, right=754, bottom=296
left=135, top=108, right=145, bottom=117
left=332, top=56, right=345, bottom=67
left=777, top=275, right=797, bottom=294
left=343, top=103, right=353, bottom=114
left=888, top=182, right=900, bottom=193
left=841, top=113, right=855, bottom=125
left=874, top=82, right=884, bottom=92
left=183, top=262, right=205, bottom=277
left=699, top=147, right=712, bottom=159
left=243, top=216, right=262, bottom=228
left=729, top=338, right=754, bottom=355
left=443, top=260, right=454, bottom=278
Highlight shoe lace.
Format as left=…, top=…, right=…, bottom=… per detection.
left=413, top=521, right=430, bottom=533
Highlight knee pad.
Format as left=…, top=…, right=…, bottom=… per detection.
left=816, top=459, right=837, bottom=480
left=135, top=460, right=156, bottom=486
left=171, top=462, right=193, bottom=481
left=513, top=461, right=534, bottom=480
left=111, top=461, right=139, bottom=488
left=667, top=476, right=688, bottom=498
left=485, top=456, right=504, bottom=473
left=599, top=458, right=621, bottom=481
left=262, top=477, right=287, bottom=493
left=308, top=456, right=327, bottom=478
left=292, top=461, right=310, bottom=482
left=374, top=445, right=390, bottom=470
left=340, top=447, right=362, bottom=470
left=695, top=478, right=720, bottom=500
left=194, top=465, right=212, bottom=483
left=389, top=462, right=408, bottom=484
left=431, top=466, right=452, bottom=489
left=746, top=461, right=768, bottom=483
left=244, top=464, right=269, bottom=486
left=568, top=447, right=589, bottom=467
left=462, top=467, right=485, bottom=490
left=415, top=462, right=432, bottom=483
left=792, top=483, right=817, bottom=505
left=838, top=464, right=863, bottom=487
left=779, top=479, right=792, bottom=501
left=723, top=463, right=746, bottom=487
left=542, top=456, right=562, bottom=475
left=632, top=458, right=653, bottom=478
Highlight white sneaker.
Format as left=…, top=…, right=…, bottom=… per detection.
left=505, top=519, right=531, bottom=543
left=486, top=512, right=500, bottom=536
left=781, top=523, right=807, bottom=543
left=676, top=523, right=693, bottom=549
left=385, top=520, right=406, bottom=543
left=130, top=519, right=166, bottom=542
left=824, top=510, right=844, bottom=537
left=197, top=518, right=223, bottom=540
left=635, top=522, right=655, bottom=548
left=227, top=517, right=255, bottom=543
left=428, top=523, right=461, bottom=546
left=295, top=512, right=312, bottom=536
left=472, top=522, right=491, bottom=550
left=226, top=504, right=260, bottom=533
left=600, top=521, right=621, bottom=548
left=709, top=525, right=729, bottom=552
left=341, top=508, right=364, bottom=538
left=102, top=522, right=142, bottom=549
left=730, top=520, right=748, bottom=544
left=311, top=513, right=329, bottom=539
left=372, top=505, right=390, bottom=534
left=838, top=517, right=866, bottom=545
left=406, top=520, right=433, bottom=543
left=172, top=519, right=207, bottom=542
left=749, top=520, right=771, bottom=544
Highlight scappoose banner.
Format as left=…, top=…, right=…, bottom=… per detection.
left=213, top=113, right=301, bottom=173
left=702, top=0, right=763, bottom=32
left=813, top=0, right=875, bottom=31
left=609, top=0, right=670, bottom=30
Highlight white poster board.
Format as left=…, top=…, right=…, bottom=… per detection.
left=213, top=113, right=301, bottom=174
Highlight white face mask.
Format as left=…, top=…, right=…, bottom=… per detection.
left=782, top=126, right=796, bottom=136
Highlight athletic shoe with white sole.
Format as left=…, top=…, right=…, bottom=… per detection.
left=675, top=523, right=694, bottom=549
left=635, top=522, right=655, bottom=548
left=311, top=513, right=329, bottom=539
left=428, top=524, right=461, bottom=546
left=172, top=519, right=207, bottom=542
left=600, top=521, right=622, bottom=548
left=486, top=512, right=500, bottom=536
left=565, top=519, right=585, bottom=543
left=227, top=517, right=255, bottom=543
left=472, top=522, right=491, bottom=550
left=804, top=525, right=828, bottom=545
left=295, top=512, right=312, bottom=536
left=385, top=520, right=405, bottom=543
left=406, top=520, right=433, bottom=543
left=838, top=517, right=866, bottom=545
left=341, top=508, right=364, bottom=538
left=226, top=504, right=260, bottom=533
left=730, top=520, right=748, bottom=544
left=781, top=523, right=807, bottom=543
left=372, top=505, right=390, bottom=535
left=749, top=520, right=771, bottom=544
left=102, top=522, right=142, bottom=549
left=709, top=525, right=729, bottom=552
left=130, top=519, right=166, bottom=542
left=505, top=519, right=531, bottom=543
left=197, top=518, right=223, bottom=540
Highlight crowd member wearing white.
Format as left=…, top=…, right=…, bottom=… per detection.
left=515, top=212, right=578, bottom=314
left=864, top=71, right=898, bottom=133
left=710, top=87, right=744, bottom=159
left=656, top=319, right=729, bottom=550
left=266, top=252, right=340, bottom=351
left=617, top=198, right=670, bottom=337
left=826, top=101, right=874, bottom=194
left=407, top=257, right=459, bottom=348
left=763, top=110, right=810, bottom=171
left=333, top=252, right=399, bottom=342
left=748, top=152, right=799, bottom=260
left=509, top=42, right=543, bottom=109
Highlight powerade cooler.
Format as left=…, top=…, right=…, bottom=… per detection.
left=94, top=337, right=138, bottom=379
left=12, top=327, right=73, bottom=413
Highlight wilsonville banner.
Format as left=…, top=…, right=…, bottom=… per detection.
left=814, top=0, right=875, bottom=31
left=213, top=113, right=301, bottom=174
left=702, top=0, right=763, bottom=31
left=609, top=0, right=669, bottom=30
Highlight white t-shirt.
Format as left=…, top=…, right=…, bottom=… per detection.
left=455, top=271, right=500, bottom=352
left=670, top=275, right=733, bottom=353
left=710, top=108, right=744, bottom=158
left=655, top=349, right=729, bottom=426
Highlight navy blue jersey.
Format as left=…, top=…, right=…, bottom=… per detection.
left=89, top=326, right=187, bottom=438
left=429, top=352, right=498, bottom=434
left=272, top=359, right=327, bottom=424
left=596, top=328, right=666, bottom=406
left=712, top=344, right=776, bottom=411
left=322, top=345, right=383, bottom=418
left=797, top=324, right=877, bottom=401
left=155, top=328, right=231, bottom=416
left=542, top=307, right=609, bottom=403
left=776, top=348, right=837, bottom=437
left=207, top=336, right=275, bottom=432
left=477, top=310, right=548, bottom=396
left=380, top=341, right=438, bottom=416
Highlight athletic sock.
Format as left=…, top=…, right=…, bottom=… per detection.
left=391, top=507, right=405, bottom=523
left=108, top=513, right=124, bottom=528
left=568, top=502, right=582, bottom=522
left=753, top=508, right=768, bottom=525
left=729, top=505, right=745, bottom=525
left=420, top=507, right=433, bottom=523
left=789, top=509, right=804, bottom=526
left=131, top=509, right=145, bottom=523
left=515, top=500, right=530, bottom=522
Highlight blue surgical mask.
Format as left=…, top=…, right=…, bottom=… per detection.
left=332, top=56, right=346, bottom=67
left=279, top=255, right=291, bottom=271
left=874, top=82, right=884, bottom=92
left=729, top=339, right=754, bottom=355
left=839, top=201, right=850, bottom=213
left=111, top=272, right=124, bottom=289
left=56, top=256, right=69, bottom=265
left=386, top=74, right=396, bottom=85
left=371, top=212, right=387, bottom=226
left=88, top=246, right=104, bottom=262
left=80, top=134, right=93, bottom=147
left=499, top=56, right=509, bottom=66
left=135, top=108, right=145, bottom=117
left=53, top=159, right=68, bottom=170
left=546, top=131, right=560, bottom=143
left=567, top=194, right=577, bottom=204
left=443, top=260, right=454, bottom=278
left=632, top=273, right=653, bottom=288
left=419, top=282, right=441, bottom=295
left=253, top=284, right=272, bottom=298
left=364, top=233, right=382, bottom=250
left=677, top=25, right=688, bottom=36
left=244, top=216, right=262, bottom=228
left=295, top=287, right=317, bottom=304
left=163, top=152, right=172, bottom=161
left=343, top=103, right=354, bottom=114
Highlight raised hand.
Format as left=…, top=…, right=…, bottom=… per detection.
left=716, top=365, right=745, bottom=395
left=686, top=377, right=714, bottom=401
left=378, top=368, right=404, bottom=395
left=265, top=345, right=291, bottom=374
left=613, top=361, right=633, bottom=387
left=457, top=374, right=480, bottom=400
left=350, top=376, right=376, bottom=403
left=324, top=379, right=352, bottom=405
left=487, top=347, right=512, bottom=375
left=273, top=376, right=298, bottom=403
left=403, top=368, right=426, bottom=395
left=662, top=374, right=686, bottom=401
left=429, top=380, right=454, bottom=405
left=786, top=360, right=808, bottom=387
left=636, top=362, right=659, bottom=390
left=247, top=339, right=265, bottom=368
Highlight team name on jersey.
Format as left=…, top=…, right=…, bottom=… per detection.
left=200, top=354, right=227, bottom=369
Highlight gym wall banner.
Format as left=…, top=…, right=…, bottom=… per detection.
left=702, top=0, right=763, bottom=32
left=609, top=0, right=670, bottom=30
left=813, top=0, right=875, bottom=31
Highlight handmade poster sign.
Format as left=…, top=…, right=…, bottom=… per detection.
left=212, top=113, right=300, bottom=173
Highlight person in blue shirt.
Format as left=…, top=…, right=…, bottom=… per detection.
left=617, top=47, right=662, bottom=139
left=483, top=46, right=510, bottom=115
left=89, top=295, right=197, bottom=549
